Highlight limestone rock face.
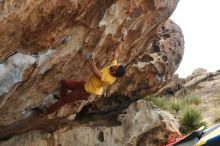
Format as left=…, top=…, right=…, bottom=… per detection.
left=78, top=19, right=184, bottom=122
left=114, top=19, right=184, bottom=98
left=0, top=100, right=179, bottom=146
left=0, top=0, right=183, bottom=145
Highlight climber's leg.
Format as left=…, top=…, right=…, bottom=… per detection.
left=45, top=81, right=90, bottom=114
left=44, top=96, right=69, bottom=115
left=60, top=80, right=85, bottom=97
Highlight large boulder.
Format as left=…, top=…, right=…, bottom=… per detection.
left=0, top=0, right=183, bottom=144
left=0, top=100, right=180, bottom=146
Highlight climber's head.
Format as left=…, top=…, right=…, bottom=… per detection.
left=110, top=65, right=125, bottom=77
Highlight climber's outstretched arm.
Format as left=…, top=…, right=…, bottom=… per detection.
left=113, top=42, right=123, bottom=61
left=90, top=60, right=102, bottom=80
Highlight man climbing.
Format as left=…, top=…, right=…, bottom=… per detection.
left=44, top=42, right=125, bottom=114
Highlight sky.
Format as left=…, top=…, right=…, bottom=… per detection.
left=170, top=0, right=220, bottom=77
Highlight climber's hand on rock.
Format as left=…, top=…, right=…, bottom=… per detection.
left=113, top=42, right=123, bottom=60
left=117, top=42, right=123, bottom=53
left=86, top=53, right=94, bottom=62
left=89, top=58, right=94, bottom=63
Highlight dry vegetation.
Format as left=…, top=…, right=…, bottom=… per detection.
left=145, top=95, right=207, bottom=134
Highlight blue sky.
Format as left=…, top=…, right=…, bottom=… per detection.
left=171, top=0, right=220, bottom=77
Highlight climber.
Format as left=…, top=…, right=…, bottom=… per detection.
left=43, top=42, right=126, bottom=114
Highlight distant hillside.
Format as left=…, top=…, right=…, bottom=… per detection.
left=153, top=68, right=220, bottom=133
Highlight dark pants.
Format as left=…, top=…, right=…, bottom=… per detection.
left=45, top=80, right=90, bottom=114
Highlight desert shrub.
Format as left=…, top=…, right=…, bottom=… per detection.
left=144, top=96, right=168, bottom=110
left=183, top=96, right=201, bottom=105
left=144, top=95, right=202, bottom=116
left=170, top=101, right=182, bottom=112
left=145, top=95, right=205, bottom=134
left=180, top=108, right=206, bottom=134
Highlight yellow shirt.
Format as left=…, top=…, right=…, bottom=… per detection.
left=84, top=60, right=117, bottom=95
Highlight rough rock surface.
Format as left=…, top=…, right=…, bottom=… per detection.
left=0, top=0, right=183, bottom=145
left=0, top=100, right=179, bottom=146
